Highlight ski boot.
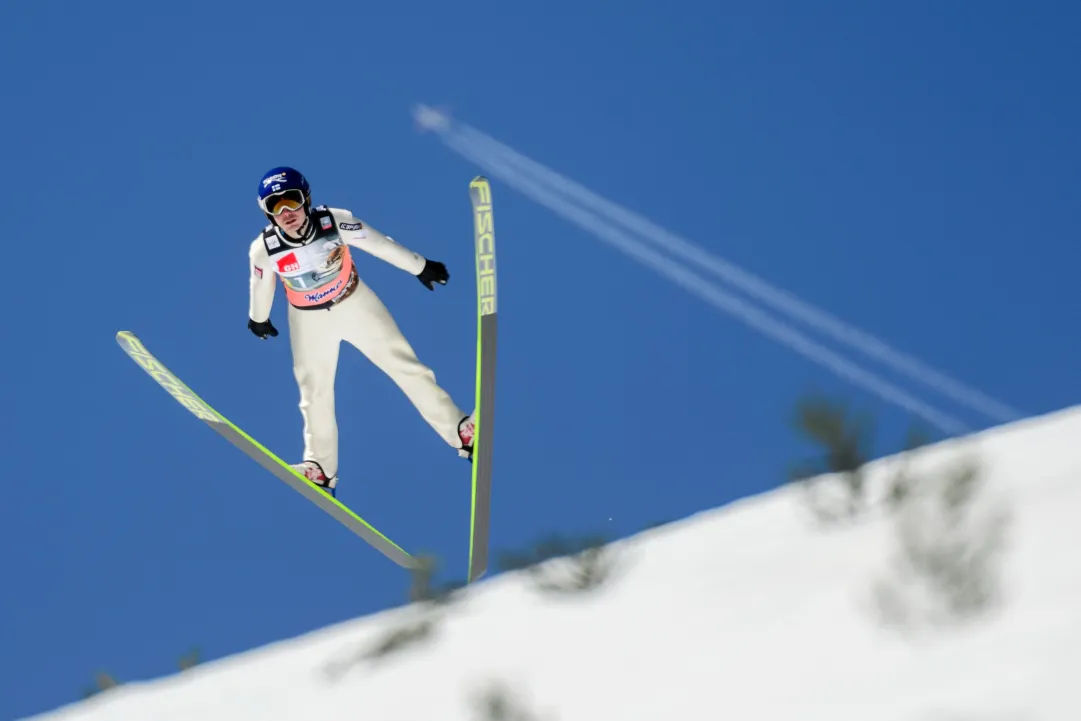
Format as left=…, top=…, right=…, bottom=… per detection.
left=291, top=460, right=338, bottom=498
left=457, top=415, right=475, bottom=461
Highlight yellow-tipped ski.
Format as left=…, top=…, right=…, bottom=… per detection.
left=468, top=176, right=498, bottom=583
left=115, top=330, right=418, bottom=569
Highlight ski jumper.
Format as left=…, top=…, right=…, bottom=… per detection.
left=248, top=205, right=466, bottom=479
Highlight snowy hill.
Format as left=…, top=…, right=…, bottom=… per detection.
left=24, top=405, right=1081, bottom=721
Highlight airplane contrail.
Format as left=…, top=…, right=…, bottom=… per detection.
left=408, top=106, right=1024, bottom=434
left=413, top=104, right=1022, bottom=428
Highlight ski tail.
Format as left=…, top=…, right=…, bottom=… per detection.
left=468, top=176, right=498, bottom=583
left=115, top=330, right=418, bottom=569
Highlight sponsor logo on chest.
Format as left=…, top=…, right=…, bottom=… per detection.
left=276, top=252, right=301, bottom=274
left=304, top=278, right=344, bottom=303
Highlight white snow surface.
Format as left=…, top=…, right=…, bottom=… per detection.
left=24, top=405, right=1081, bottom=721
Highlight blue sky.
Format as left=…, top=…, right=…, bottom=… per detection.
left=2, top=1, right=1078, bottom=718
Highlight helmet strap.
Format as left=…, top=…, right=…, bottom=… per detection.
left=275, top=215, right=312, bottom=240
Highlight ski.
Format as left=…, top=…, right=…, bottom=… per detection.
left=467, top=175, right=498, bottom=583
left=115, top=330, right=418, bottom=569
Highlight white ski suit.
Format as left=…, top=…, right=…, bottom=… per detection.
left=248, top=205, right=467, bottom=479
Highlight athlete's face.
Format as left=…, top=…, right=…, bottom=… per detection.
left=276, top=206, right=306, bottom=236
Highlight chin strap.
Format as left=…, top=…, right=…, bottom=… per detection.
left=267, top=213, right=313, bottom=241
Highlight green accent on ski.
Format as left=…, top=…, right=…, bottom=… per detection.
left=115, top=330, right=417, bottom=568
left=468, top=175, right=498, bottom=583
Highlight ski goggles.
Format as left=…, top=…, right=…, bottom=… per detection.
left=260, top=188, right=306, bottom=215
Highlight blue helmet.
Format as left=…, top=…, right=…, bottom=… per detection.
left=257, top=166, right=312, bottom=219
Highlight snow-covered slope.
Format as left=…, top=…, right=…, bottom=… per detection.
left=26, top=406, right=1081, bottom=721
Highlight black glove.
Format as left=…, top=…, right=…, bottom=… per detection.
left=416, top=259, right=449, bottom=291
left=248, top=317, right=278, bottom=339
